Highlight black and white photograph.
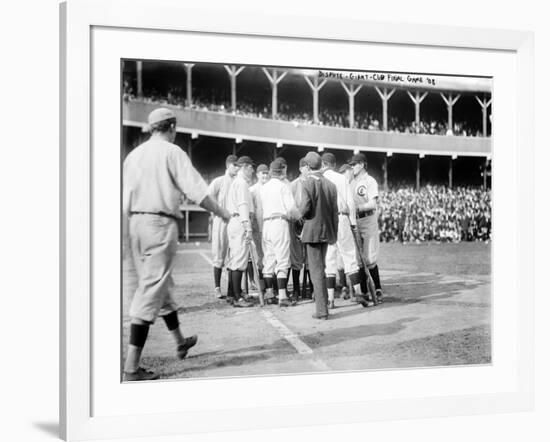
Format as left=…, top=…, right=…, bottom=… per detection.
left=121, top=59, right=492, bottom=382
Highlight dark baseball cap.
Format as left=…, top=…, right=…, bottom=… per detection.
left=321, top=152, right=336, bottom=166
left=338, top=164, right=352, bottom=173
left=225, top=154, right=238, bottom=166
left=269, top=160, right=285, bottom=174
left=275, top=156, right=287, bottom=166
left=304, top=151, right=322, bottom=170
left=237, top=156, right=255, bottom=167
left=257, top=164, right=269, bottom=173
left=348, top=153, right=367, bottom=165
left=298, top=157, right=308, bottom=168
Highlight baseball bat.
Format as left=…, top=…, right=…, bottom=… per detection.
left=248, top=241, right=264, bottom=306
left=347, top=217, right=378, bottom=306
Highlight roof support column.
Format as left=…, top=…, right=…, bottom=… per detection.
left=184, top=63, right=194, bottom=107
left=136, top=60, right=143, bottom=98
left=304, top=76, right=327, bottom=124
left=476, top=95, right=492, bottom=137
left=448, top=157, right=454, bottom=188
left=416, top=155, right=423, bottom=191
left=263, top=68, right=288, bottom=119
left=340, top=82, right=362, bottom=128
left=440, top=93, right=461, bottom=134
left=224, top=65, right=245, bottom=113
left=407, top=91, right=428, bottom=133
left=375, top=87, right=396, bottom=131
left=383, top=155, right=389, bottom=192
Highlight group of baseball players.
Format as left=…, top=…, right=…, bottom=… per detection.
left=122, top=107, right=383, bottom=381
left=209, top=150, right=384, bottom=311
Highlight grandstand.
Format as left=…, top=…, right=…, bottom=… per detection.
left=121, top=60, right=492, bottom=241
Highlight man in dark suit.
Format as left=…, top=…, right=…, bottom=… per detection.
left=298, top=152, right=339, bottom=319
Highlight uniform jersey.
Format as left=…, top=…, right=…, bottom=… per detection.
left=123, top=137, right=208, bottom=218
left=226, top=175, right=253, bottom=222
left=351, top=170, right=379, bottom=212
left=259, top=177, right=297, bottom=219
left=226, top=173, right=253, bottom=271
left=208, top=171, right=233, bottom=211
left=324, top=168, right=356, bottom=225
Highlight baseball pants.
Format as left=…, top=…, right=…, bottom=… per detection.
left=211, top=215, right=229, bottom=268
left=226, top=216, right=249, bottom=271
left=262, top=218, right=291, bottom=277
left=357, top=214, right=380, bottom=267
left=325, top=214, right=359, bottom=276
left=128, top=214, right=179, bottom=323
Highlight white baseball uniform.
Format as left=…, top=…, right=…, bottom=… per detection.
left=123, top=136, right=208, bottom=322
left=226, top=174, right=253, bottom=271
left=259, top=177, right=298, bottom=277
left=351, top=170, right=380, bottom=267
left=208, top=171, right=233, bottom=268
left=323, top=168, right=359, bottom=276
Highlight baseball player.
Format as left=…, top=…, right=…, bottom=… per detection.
left=258, top=160, right=300, bottom=307
left=349, top=153, right=383, bottom=302
left=289, top=157, right=308, bottom=299
left=248, top=164, right=270, bottom=294
left=321, top=153, right=367, bottom=308
left=226, top=156, right=256, bottom=307
left=208, top=154, right=239, bottom=298
left=122, top=107, right=230, bottom=381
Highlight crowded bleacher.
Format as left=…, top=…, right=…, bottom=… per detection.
left=379, top=185, right=491, bottom=243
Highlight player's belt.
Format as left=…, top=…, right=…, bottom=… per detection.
left=338, top=211, right=349, bottom=216
left=231, top=212, right=254, bottom=218
left=356, top=209, right=375, bottom=218
left=263, top=215, right=287, bottom=222
left=130, top=211, right=178, bottom=221
left=231, top=213, right=240, bottom=217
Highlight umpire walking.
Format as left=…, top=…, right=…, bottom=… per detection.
left=123, top=107, right=230, bottom=381
left=298, top=152, right=338, bottom=319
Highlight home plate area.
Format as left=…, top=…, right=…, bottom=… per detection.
left=122, top=242, right=491, bottom=380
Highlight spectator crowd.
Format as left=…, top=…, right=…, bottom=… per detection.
left=378, top=185, right=491, bottom=243
left=123, top=83, right=486, bottom=137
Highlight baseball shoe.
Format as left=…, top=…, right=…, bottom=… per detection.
left=177, top=335, right=198, bottom=359
left=311, top=313, right=329, bottom=320
left=341, top=287, right=350, bottom=300
left=376, top=289, right=383, bottom=303
left=328, top=300, right=335, bottom=309
left=279, top=298, right=296, bottom=307
left=214, top=287, right=225, bottom=299
left=234, top=297, right=254, bottom=308
left=355, top=295, right=370, bottom=308
left=123, top=367, right=160, bottom=382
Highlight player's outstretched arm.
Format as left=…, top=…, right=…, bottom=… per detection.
left=199, top=195, right=231, bottom=221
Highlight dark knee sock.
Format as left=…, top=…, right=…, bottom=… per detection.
left=162, top=311, right=179, bottom=331
left=272, top=275, right=278, bottom=291
left=264, top=276, right=273, bottom=290
left=129, top=323, right=150, bottom=348
left=359, top=267, right=368, bottom=294
left=338, top=269, right=346, bottom=288
left=247, top=261, right=254, bottom=282
left=370, top=265, right=381, bottom=290
left=277, top=278, right=287, bottom=292
left=349, top=271, right=361, bottom=287
left=326, top=276, right=336, bottom=290
left=213, top=267, right=222, bottom=288
left=227, top=270, right=234, bottom=298
left=231, top=270, right=243, bottom=298
left=292, top=269, right=301, bottom=293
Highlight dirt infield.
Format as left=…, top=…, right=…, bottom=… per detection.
left=122, top=241, right=491, bottom=379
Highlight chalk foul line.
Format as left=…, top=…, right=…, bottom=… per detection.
left=191, top=250, right=331, bottom=372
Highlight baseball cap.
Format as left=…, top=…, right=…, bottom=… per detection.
left=257, top=164, right=269, bottom=173
left=236, top=156, right=255, bottom=167
left=269, top=160, right=285, bottom=174
left=147, top=107, right=176, bottom=126
left=321, top=152, right=336, bottom=166
left=348, top=153, right=367, bottom=165
left=275, top=156, right=287, bottom=166
left=225, top=154, right=238, bottom=166
left=298, top=157, right=308, bottom=168
left=338, top=164, right=352, bottom=173
left=304, top=151, right=322, bottom=170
